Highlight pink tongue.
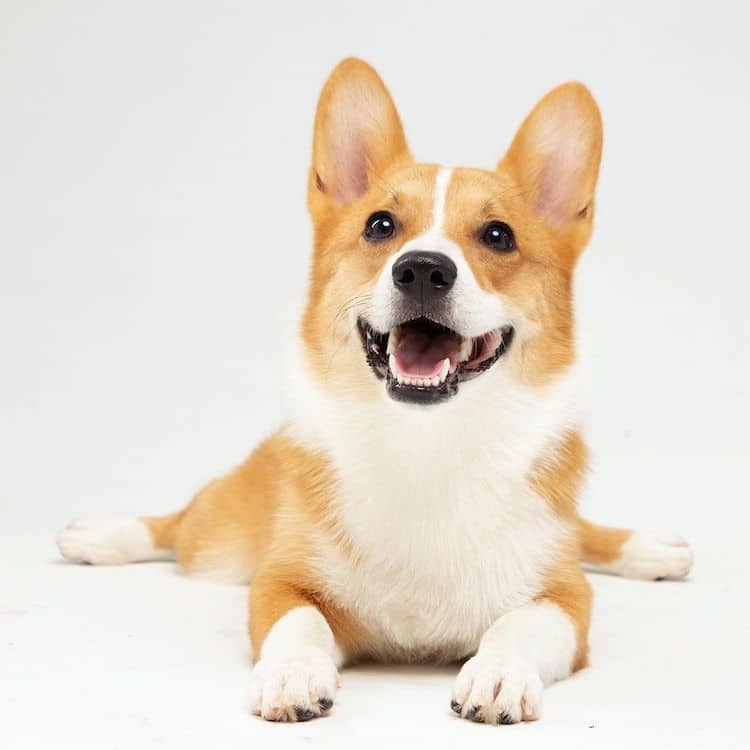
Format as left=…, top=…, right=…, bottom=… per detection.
left=394, top=328, right=461, bottom=377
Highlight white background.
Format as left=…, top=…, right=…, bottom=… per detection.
left=1, top=1, right=749, bottom=748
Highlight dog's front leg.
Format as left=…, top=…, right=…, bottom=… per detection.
left=248, top=574, right=341, bottom=722
left=451, top=568, right=591, bottom=724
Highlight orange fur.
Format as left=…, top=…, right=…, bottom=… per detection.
left=526, top=430, right=593, bottom=669
left=539, top=556, right=593, bottom=671
left=528, top=429, right=589, bottom=518
left=142, top=510, right=183, bottom=552
left=576, top=518, right=633, bottom=566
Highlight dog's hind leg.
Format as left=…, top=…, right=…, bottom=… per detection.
left=57, top=433, right=283, bottom=584
left=56, top=514, right=179, bottom=566
left=576, top=517, right=693, bottom=580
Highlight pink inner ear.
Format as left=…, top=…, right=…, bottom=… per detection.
left=537, top=150, right=575, bottom=226
left=533, top=114, right=590, bottom=226
left=324, top=86, right=388, bottom=204
left=330, top=126, right=368, bottom=204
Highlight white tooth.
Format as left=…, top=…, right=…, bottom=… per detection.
left=430, top=376, right=439, bottom=387
left=459, top=337, right=472, bottom=362
left=389, top=354, right=397, bottom=375
left=386, top=329, right=397, bottom=355
left=438, top=358, right=450, bottom=383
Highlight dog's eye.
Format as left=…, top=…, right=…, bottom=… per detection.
left=364, top=211, right=396, bottom=242
left=481, top=221, right=516, bottom=252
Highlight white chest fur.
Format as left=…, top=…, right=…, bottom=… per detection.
left=287, top=359, right=582, bottom=661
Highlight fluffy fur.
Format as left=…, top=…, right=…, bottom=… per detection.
left=57, top=58, right=692, bottom=724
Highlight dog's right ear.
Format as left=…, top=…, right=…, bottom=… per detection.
left=309, top=58, right=411, bottom=213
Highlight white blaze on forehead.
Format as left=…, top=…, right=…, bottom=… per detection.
left=431, top=166, right=453, bottom=234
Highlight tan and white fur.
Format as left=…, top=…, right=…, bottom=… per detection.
left=57, top=59, right=692, bottom=725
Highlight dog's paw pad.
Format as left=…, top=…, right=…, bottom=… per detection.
left=451, top=655, right=543, bottom=725
left=249, top=648, right=338, bottom=722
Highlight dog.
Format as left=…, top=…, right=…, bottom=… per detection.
left=57, top=58, right=693, bottom=724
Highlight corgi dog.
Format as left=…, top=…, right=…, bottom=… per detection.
left=57, top=58, right=693, bottom=725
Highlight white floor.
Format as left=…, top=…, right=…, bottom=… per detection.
left=2, top=533, right=748, bottom=749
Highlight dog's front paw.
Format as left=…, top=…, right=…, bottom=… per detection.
left=249, top=647, right=338, bottom=722
left=451, top=655, right=543, bottom=725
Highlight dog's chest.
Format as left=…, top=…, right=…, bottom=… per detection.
left=309, top=419, right=568, bottom=659
left=320, top=478, right=565, bottom=661
left=289, top=364, right=580, bottom=660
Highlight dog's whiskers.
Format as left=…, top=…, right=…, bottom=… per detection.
left=323, top=293, right=373, bottom=382
left=330, top=293, right=372, bottom=334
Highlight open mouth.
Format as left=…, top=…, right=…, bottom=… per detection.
left=357, top=317, right=514, bottom=404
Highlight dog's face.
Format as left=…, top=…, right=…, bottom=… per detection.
left=301, top=59, right=602, bottom=405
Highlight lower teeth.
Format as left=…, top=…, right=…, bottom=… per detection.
left=389, top=356, right=451, bottom=388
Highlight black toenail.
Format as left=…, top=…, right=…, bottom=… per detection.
left=466, top=706, right=483, bottom=722
left=318, top=697, right=333, bottom=711
left=451, top=700, right=462, bottom=714
left=499, top=712, right=514, bottom=725
left=295, top=707, right=315, bottom=722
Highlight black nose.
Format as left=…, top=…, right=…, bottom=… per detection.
left=392, top=251, right=457, bottom=301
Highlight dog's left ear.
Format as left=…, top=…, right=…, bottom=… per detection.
left=309, top=58, right=411, bottom=212
left=499, top=83, right=603, bottom=256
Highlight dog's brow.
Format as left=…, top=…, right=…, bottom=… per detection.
left=382, top=191, right=399, bottom=209
left=482, top=194, right=512, bottom=215
left=488, top=179, right=541, bottom=211
left=482, top=184, right=527, bottom=216
left=368, top=171, right=399, bottom=205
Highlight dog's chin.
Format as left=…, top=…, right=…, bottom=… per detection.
left=357, top=317, right=514, bottom=405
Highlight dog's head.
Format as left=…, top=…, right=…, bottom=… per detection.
left=301, top=59, right=602, bottom=406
